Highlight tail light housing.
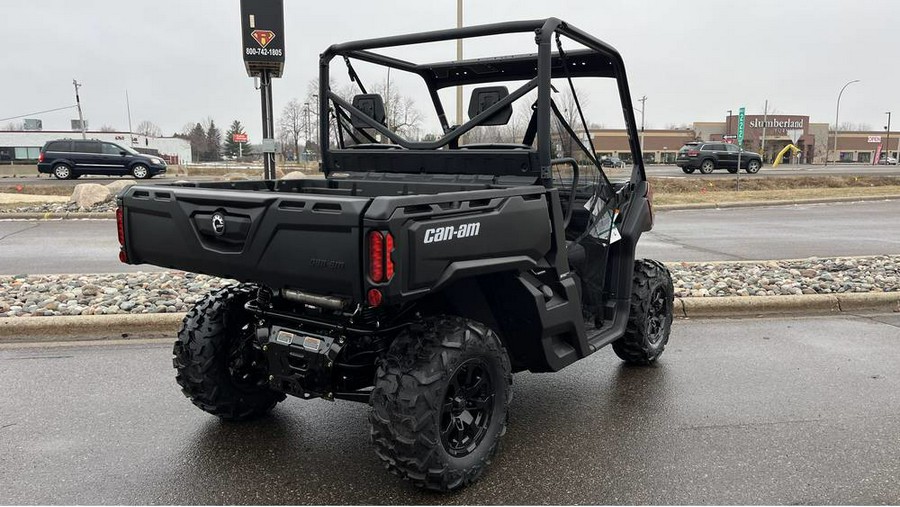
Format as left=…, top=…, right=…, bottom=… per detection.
left=116, top=205, right=127, bottom=262
left=367, top=230, right=395, bottom=284
left=686, top=150, right=699, bottom=157
left=38, top=152, right=44, bottom=163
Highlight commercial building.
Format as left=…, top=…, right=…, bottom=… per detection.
left=0, top=131, right=192, bottom=164
left=590, top=114, right=898, bottom=164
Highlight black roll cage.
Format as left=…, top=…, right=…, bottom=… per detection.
left=318, top=18, right=646, bottom=185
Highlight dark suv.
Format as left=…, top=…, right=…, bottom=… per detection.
left=37, top=139, right=167, bottom=179
left=676, top=141, right=762, bottom=174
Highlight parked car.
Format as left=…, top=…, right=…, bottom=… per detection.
left=878, top=155, right=898, bottom=165
left=37, top=139, right=167, bottom=179
left=600, top=155, right=624, bottom=168
left=676, top=141, right=762, bottom=174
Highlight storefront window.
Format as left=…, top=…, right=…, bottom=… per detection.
left=839, top=152, right=853, bottom=162
left=12, top=147, right=41, bottom=160
left=857, top=152, right=871, bottom=163
left=642, top=152, right=656, bottom=164
left=619, top=152, right=633, bottom=164
left=660, top=152, right=676, bottom=164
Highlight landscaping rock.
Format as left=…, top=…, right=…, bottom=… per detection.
left=69, top=184, right=111, bottom=209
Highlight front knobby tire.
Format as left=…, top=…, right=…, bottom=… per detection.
left=369, top=316, right=512, bottom=492
left=613, top=259, right=675, bottom=364
left=173, top=284, right=285, bottom=420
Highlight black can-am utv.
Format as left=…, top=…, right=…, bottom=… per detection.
left=117, top=18, right=673, bottom=492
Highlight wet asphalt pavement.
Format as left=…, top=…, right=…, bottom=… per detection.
left=1, top=313, right=899, bottom=504
left=2, top=199, right=899, bottom=275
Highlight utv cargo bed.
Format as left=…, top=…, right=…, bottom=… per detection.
left=119, top=178, right=552, bottom=303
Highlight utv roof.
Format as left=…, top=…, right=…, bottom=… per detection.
left=323, top=18, right=626, bottom=87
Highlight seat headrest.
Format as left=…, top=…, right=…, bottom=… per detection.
left=351, top=94, right=386, bottom=128
left=468, top=86, right=513, bottom=126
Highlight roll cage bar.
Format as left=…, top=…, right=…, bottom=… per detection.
left=318, top=18, right=646, bottom=184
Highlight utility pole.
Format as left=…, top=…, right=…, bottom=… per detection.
left=636, top=95, right=647, bottom=152
left=761, top=99, right=768, bottom=162
left=455, top=0, right=463, bottom=126
left=72, top=79, right=86, bottom=139
left=829, top=79, right=860, bottom=166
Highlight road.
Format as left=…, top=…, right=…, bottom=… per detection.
left=1, top=163, right=899, bottom=188
left=636, top=198, right=900, bottom=261
left=1, top=199, right=898, bottom=275
left=1, top=314, right=898, bottom=504
left=643, top=163, right=900, bottom=178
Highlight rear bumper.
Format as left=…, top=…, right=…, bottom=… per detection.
left=675, top=157, right=699, bottom=168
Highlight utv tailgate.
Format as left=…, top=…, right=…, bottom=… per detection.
left=120, top=186, right=370, bottom=300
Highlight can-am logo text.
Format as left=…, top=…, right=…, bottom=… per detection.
left=423, top=222, right=481, bottom=244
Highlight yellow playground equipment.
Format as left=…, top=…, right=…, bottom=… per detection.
left=772, top=144, right=801, bottom=168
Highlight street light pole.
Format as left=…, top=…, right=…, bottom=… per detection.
left=726, top=109, right=732, bottom=139
left=829, top=79, right=860, bottom=166
left=884, top=111, right=892, bottom=163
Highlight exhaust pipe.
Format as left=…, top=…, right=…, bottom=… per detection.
left=280, top=288, right=346, bottom=311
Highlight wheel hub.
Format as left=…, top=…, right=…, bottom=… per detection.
left=440, top=359, right=494, bottom=457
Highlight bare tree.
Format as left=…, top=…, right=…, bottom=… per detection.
left=1, top=121, right=24, bottom=131
left=836, top=121, right=873, bottom=131
left=279, top=99, right=304, bottom=160
left=135, top=120, right=162, bottom=137
left=372, top=80, right=422, bottom=138
left=553, top=89, right=589, bottom=158
left=99, top=125, right=117, bottom=132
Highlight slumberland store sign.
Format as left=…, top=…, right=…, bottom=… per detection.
left=743, top=115, right=808, bottom=136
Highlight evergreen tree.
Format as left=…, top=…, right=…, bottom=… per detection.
left=188, top=123, right=206, bottom=162
left=223, top=120, right=252, bottom=159
left=205, top=120, right=222, bottom=161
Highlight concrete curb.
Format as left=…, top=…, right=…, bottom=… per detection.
left=676, top=292, right=900, bottom=318
left=0, top=313, right=184, bottom=342
left=0, top=211, right=115, bottom=220
left=1, top=195, right=898, bottom=220
left=656, top=194, right=900, bottom=211
left=1, top=292, right=897, bottom=344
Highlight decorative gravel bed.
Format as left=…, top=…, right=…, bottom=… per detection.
left=0, top=201, right=117, bottom=214
left=0, top=256, right=897, bottom=317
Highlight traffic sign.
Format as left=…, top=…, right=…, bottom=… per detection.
left=737, top=107, right=745, bottom=146
left=232, top=133, right=248, bottom=143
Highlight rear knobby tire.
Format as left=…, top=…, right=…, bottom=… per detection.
left=173, top=284, right=285, bottom=420
left=369, top=316, right=512, bottom=492
left=613, top=259, right=675, bottom=364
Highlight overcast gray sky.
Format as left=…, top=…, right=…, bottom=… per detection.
left=2, top=0, right=898, bottom=141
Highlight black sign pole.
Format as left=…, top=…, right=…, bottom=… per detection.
left=260, top=69, right=276, bottom=180
left=241, top=0, right=284, bottom=180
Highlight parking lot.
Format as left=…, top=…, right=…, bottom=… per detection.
left=1, top=313, right=899, bottom=504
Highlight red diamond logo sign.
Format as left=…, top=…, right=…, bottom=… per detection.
left=251, top=30, right=276, bottom=48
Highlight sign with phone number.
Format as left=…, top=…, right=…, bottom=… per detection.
left=245, top=47, right=283, bottom=57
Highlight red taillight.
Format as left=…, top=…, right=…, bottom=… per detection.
left=368, top=230, right=384, bottom=282
left=38, top=152, right=44, bottom=163
left=116, top=207, right=125, bottom=246
left=368, top=230, right=396, bottom=284
left=116, top=206, right=127, bottom=263
left=384, top=233, right=395, bottom=280
left=367, top=288, right=383, bottom=307
left=686, top=150, right=699, bottom=157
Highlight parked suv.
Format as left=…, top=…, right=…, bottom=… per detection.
left=37, top=139, right=167, bottom=179
left=676, top=141, right=762, bottom=174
